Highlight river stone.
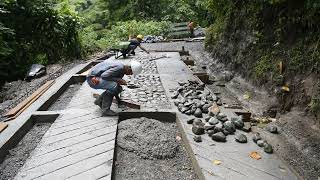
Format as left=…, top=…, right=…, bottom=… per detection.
left=208, top=117, right=219, bottom=125
left=190, top=106, right=197, bottom=114
left=211, top=132, right=226, bottom=142
left=257, top=140, right=266, bottom=147
left=178, top=81, right=186, bottom=86
left=204, top=122, right=215, bottom=130
left=220, top=117, right=228, bottom=123
left=206, top=130, right=215, bottom=136
left=181, top=107, right=189, bottom=113
left=216, top=113, right=226, bottom=120
left=187, top=118, right=194, bottom=124
left=193, top=135, right=202, bottom=142
left=185, top=110, right=191, bottom=115
left=192, top=124, right=205, bottom=135
left=264, top=143, right=273, bottom=153
left=184, top=101, right=193, bottom=107
left=194, top=108, right=203, bottom=118
left=193, top=119, right=202, bottom=124
left=222, top=129, right=229, bottom=136
left=204, top=116, right=211, bottom=122
left=202, top=104, right=210, bottom=113
left=233, top=119, right=244, bottom=129
left=266, top=126, right=278, bottom=134
left=224, top=121, right=236, bottom=134
left=214, top=122, right=223, bottom=133
left=235, top=133, right=247, bottom=143
left=171, top=91, right=179, bottom=99
left=242, top=122, right=252, bottom=132
left=174, top=99, right=180, bottom=106
left=252, top=133, right=262, bottom=143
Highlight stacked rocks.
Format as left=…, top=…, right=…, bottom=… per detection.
left=171, top=80, right=250, bottom=143
left=172, top=80, right=217, bottom=117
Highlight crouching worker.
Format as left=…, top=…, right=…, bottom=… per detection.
left=121, top=34, right=149, bottom=58
left=87, top=60, right=142, bottom=116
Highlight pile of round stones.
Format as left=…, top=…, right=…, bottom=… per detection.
left=121, top=75, right=170, bottom=108
left=171, top=80, right=273, bottom=153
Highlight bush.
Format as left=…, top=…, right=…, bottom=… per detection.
left=0, top=0, right=81, bottom=85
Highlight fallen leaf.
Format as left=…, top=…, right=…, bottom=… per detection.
left=243, top=92, right=251, bottom=100
left=250, top=151, right=262, bottom=160
left=281, top=85, right=290, bottom=92
left=212, top=160, right=222, bottom=165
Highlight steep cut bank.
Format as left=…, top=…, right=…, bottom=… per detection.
left=205, top=0, right=320, bottom=123
left=204, top=1, right=320, bottom=179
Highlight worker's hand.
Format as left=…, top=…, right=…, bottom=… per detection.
left=117, top=79, right=127, bottom=85
left=91, top=77, right=100, bottom=86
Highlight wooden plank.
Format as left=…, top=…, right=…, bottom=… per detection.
left=4, top=81, right=55, bottom=121
left=0, top=123, right=8, bottom=133
left=4, top=80, right=55, bottom=117
left=80, top=69, right=91, bottom=76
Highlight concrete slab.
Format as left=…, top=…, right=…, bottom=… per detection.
left=156, top=52, right=299, bottom=180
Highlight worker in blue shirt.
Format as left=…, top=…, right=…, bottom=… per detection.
left=87, top=60, right=142, bottom=116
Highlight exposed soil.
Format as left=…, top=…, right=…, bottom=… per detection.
left=114, top=117, right=198, bottom=180
left=0, top=123, right=51, bottom=180
left=48, top=83, right=82, bottom=111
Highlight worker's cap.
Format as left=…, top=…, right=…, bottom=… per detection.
left=130, top=60, right=142, bottom=76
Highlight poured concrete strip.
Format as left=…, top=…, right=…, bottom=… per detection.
left=14, top=82, right=117, bottom=180
left=156, top=52, right=299, bottom=180
left=0, top=61, right=94, bottom=161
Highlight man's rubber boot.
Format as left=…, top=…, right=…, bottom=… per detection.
left=115, top=94, right=126, bottom=108
left=94, top=91, right=106, bottom=108
left=101, top=92, right=118, bottom=116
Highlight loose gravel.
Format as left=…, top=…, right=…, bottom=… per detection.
left=114, top=117, right=198, bottom=180
left=0, top=123, right=51, bottom=180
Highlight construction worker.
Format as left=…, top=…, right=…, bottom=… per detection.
left=122, top=34, right=149, bottom=58
left=87, top=60, right=143, bottom=116
left=188, top=21, right=195, bottom=38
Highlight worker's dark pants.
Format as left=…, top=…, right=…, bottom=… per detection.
left=121, top=45, right=137, bottom=58
left=86, top=77, right=122, bottom=110
left=190, top=29, right=194, bottom=38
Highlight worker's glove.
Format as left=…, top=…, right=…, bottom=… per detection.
left=91, top=77, right=100, bottom=86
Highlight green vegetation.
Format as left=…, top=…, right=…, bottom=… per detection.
left=0, top=0, right=212, bottom=85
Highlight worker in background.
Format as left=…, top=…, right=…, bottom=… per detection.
left=87, top=60, right=142, bottom=116
left=188, top=21, right=195, bottom=38
left=122, top=34, right=149, bottom=58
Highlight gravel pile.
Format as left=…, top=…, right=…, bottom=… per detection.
left=117, top=117, right=178, bottom=159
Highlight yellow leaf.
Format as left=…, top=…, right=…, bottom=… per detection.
left=250, top=151, right=262, bottom=160
left=212, top=160, right=222, bottom=165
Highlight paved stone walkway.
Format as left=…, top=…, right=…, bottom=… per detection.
left=14, top=83, right=117, bottom=180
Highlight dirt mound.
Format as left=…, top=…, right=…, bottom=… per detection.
left=117, top=117, right=178, bottom=159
